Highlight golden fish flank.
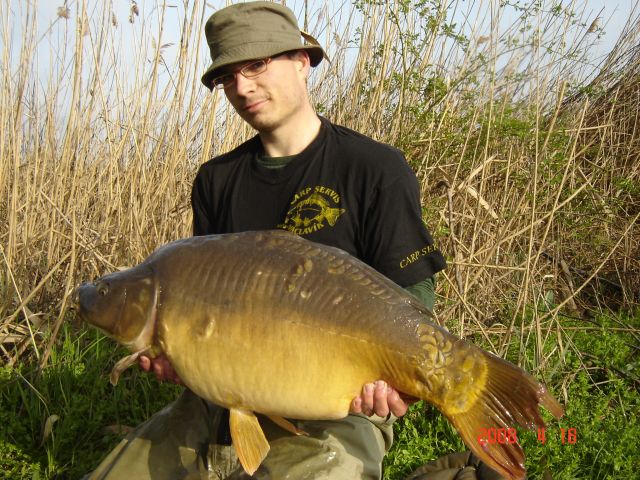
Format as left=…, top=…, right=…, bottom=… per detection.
left=73, top=230, right=563, bottom=480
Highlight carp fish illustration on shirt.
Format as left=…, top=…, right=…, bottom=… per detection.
left=278, top=187, right=346, bottom=235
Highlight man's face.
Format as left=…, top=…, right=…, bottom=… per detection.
left=220, top=51, right=310, bottom=133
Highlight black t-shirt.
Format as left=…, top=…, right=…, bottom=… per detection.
left=191, top=116, right=446, bottom=287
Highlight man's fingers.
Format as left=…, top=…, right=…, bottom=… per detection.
left=373, top=381, right=390, bottom=417
left=350, top=396, right=362, bottom=414
left=137, top=354, right=182, bottom=384
left=351, top=381, right=412, bottom=418
left=153, top=360, right=165, bottom=380
left=158, top=357, right=182, bottom=384
left=387, top=387, right=408, bottom=417
left=361, top=383, right=375, bottom=416
left=138, top=355, right=151, bottom=372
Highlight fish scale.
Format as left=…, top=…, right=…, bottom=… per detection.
left=74, top=229, right=563, bottom=480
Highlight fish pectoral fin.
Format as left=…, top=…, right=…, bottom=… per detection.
left=266, top=415, right=308, bottom=436
left=109, top=349, right=149, bottom=386
left=229, top=408, right=270, bottom=475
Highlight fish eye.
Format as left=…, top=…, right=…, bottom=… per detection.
left=97, top=281, right=109, bottom=296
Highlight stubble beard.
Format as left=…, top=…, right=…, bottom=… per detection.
left=241, top=98, right=301, bottom=134
left=235, top=81, right=309, bottom=134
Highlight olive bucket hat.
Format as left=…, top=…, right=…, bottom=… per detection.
left=201, top=1, right=327, bottom=90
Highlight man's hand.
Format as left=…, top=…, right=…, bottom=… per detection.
left=349, top=380, right=417, bottom=418
left=139, top=353, right=183, bottom=384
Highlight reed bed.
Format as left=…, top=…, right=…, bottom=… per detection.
left=3, top=0, right=637, bottom=366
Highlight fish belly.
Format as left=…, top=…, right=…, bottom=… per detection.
left=159, top=309, right=394, bottom=419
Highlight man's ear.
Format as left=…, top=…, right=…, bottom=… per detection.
left=291, top=50, right=311, bottom=73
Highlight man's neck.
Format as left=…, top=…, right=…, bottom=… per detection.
left=259, top=109, right=322, bottom=157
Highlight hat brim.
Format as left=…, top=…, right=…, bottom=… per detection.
left=201, top=44, right=325, bottom=90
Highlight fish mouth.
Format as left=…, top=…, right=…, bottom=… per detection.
left=70, top=283, right=92, bottom=316
left=70, top=284, right=93, bottom=327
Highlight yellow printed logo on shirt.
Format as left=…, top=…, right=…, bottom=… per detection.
left=399, top=245, right=437, bottom=269
left=278, top=186, right=345, bottom=236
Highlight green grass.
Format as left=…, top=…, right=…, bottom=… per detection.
left=0, top=324, right=182, bottom=479
left=1, top=312, right=638, bottom=479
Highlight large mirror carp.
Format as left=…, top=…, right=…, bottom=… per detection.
left=73, top=230, right=563, bottom=479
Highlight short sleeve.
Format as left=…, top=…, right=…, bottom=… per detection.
left=362, top=160, right=446, bottom=287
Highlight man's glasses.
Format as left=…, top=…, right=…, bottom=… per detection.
left=212, top=55, right=283, bottom=90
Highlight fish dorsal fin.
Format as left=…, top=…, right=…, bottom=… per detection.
left=229, top=408, right=270, bottom=475
left=266, top=415, right=308, bottom=436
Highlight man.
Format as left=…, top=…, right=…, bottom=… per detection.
left=87, top=2, right=446, bottom=479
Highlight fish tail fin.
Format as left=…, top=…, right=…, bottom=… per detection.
left=445, top=351, right=564, bottom=480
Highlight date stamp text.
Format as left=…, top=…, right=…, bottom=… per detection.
left=477, top=427, right=578, bottom=446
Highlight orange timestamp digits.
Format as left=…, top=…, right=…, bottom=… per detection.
left=537, top=427, right=577, bottom=444
left=477, top=427, right=518, bottom=445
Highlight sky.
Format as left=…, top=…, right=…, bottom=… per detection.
left=27, top=1, right=634, bottom=54
left=4, top=0, right=637, bottom=97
